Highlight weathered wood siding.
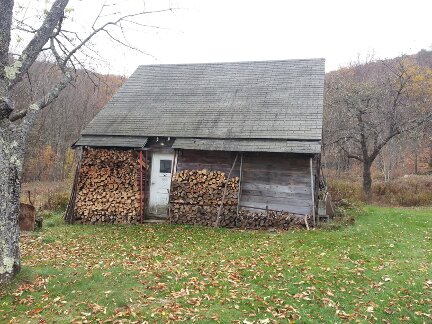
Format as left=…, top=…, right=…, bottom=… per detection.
left=239, top=153, right=313, bottom=215
left=176, top=150, right=240, bottom=176
left=175, top=150, right=314, bottom=216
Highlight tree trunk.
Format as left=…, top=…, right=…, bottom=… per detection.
left=362, top=161, right=372, bottom=200
left=0, top=129, right=23, bottom=284
left=414, top=149, right=419, bottom=174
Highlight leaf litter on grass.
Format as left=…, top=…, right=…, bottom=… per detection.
left=1, top=206, right=431, bottom=323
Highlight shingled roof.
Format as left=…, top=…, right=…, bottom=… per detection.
left=172, top=138, right=321, bottom=154
left=78, top=59, right=325, bottom=152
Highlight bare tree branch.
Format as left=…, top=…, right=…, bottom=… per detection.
left=60, top=8, right=174, bottom=66
left=9, top=71, right=73, bottom=122
left=7, top=0, right=69, bottom=90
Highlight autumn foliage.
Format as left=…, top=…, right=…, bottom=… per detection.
left=16, top=61, right=125, bottom=182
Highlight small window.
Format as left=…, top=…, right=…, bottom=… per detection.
left=160, top=160, right=172, bottom=173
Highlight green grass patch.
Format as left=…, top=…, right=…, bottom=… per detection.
left=1, top=207, right=431, bottom=322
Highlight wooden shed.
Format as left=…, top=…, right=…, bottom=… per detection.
left=66, top=59, right=325, bottom=229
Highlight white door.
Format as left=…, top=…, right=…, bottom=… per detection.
left=149, top=152, right=174, bottom=214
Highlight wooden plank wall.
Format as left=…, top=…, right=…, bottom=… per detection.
left=239, top=152, right=313, bottom=215
left=176, top=150, right=240, bottom=176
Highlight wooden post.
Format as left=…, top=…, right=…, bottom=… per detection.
left=310, top=157, right=316, bottom=227
left=139, top=151, right=143, bottom=224
left=168, top=150, right=178, bottom=223
left=236, top=153, right=243, bottom=216
left=304, top=215, right=310, bottom=230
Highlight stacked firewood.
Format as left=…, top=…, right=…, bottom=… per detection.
left=74, top=148, right=146, bottom=224
left=238, top=210, right=310, bottom=229
left=169, top=169, right=310, bottom=229
left=170, top=169, right=240, bottom=226
left=170, top=205, right=238, bottom=227
left=171, top=170, right=239, bottom=205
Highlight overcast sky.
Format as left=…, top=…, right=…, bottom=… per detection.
left=21, top=0, right=432, bottom=76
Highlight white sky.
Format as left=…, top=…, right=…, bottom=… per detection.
left=15, top=0, right=432, bottom=76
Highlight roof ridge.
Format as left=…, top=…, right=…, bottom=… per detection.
left=137, top=58, right=325, bottom=68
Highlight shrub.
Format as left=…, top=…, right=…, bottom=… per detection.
left=328, top=175, right=432, bottom=207
left=41, top=191, right=70, bottom=212
left=37, top=210, right=65, bottom=228
left=328, top=179, right=363, bottom=202
left=372, top=175, right=432, bottom=207
left=394, top=191, right=432, bottom=207
left=319, top=199, right=358, bottom=230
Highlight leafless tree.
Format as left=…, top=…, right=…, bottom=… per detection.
left=376, top=138, right=403, bottom=181
left=0, top=0, right=172, bottom=283
left=324, top=57, right=432, bottom=197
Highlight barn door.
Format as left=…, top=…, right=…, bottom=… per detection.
left=149, top=152, right=174, bottom=215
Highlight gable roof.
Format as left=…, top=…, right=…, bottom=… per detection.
left=81, top=59, right=325, bottom=143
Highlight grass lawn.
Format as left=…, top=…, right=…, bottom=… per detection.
left=1, top=206, right=431, bottom=323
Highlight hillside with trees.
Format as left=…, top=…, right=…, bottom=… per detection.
left=14, top=61, right=124, bottom=182
left=323, top=50, right=432, bottom=200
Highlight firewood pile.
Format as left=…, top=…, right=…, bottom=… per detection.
left=169, top=169, right=309, bottom=229
left=170, top=169, right=240, bottom=226
left=238, top=210, right=310, bottom=229
left=170, top=205, right=238, bottom=227
left=74, top=148, right=146, bottom=224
